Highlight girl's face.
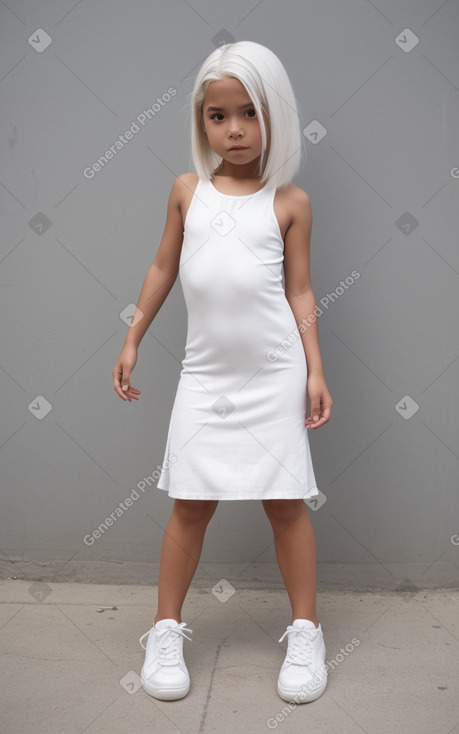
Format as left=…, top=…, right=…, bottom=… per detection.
left=201, top=76, right=264, bottom=174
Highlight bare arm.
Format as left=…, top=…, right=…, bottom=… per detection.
left=283, top=187, right=333, bottom=428
left=112, top=175, right=187, bottom=401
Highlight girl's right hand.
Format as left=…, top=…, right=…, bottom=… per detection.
left=112, top=344, right=141, bottom=402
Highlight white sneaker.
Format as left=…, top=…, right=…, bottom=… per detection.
left=277, top=619, right=327, bottom=703
left=140, top=618, right=192, bottom=700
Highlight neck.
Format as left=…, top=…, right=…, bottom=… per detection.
left=214, top=157, right=262, bottom=180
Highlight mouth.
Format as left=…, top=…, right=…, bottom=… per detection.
left=228, top=145, right=249, bottom=151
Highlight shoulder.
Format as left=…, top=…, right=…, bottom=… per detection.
left=171, top=172, right=199, bottom=196
left=275, top=183, right=311, bottom=212
left=164, top=173, right=199, bottom=214
left=175, top=172, right=199, bottom=189
left=168, top=172, right=199, bottom=208
left=274, top=184, right=312, bottom=235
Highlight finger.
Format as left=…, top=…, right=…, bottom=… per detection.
left=112, top=367, right=122, bottom=390
left=121, top=371, right=131, bottom=393
left=309, top=417, right=328, bottom=428
left=113, top=369, right=129, bottom=401
left=306, top=407, right=331, bottom=429
left=308, top=416, right=326, bottom=428
left=125, top=386, right=141, bottom=400
left=121, top=384, right=141, bottom=395
left=120, top=385, right=141, bottom=402
left=113, top=366, right=131, bottom=400
left=310, top=402, right=322, bottom=423
left=114, top=384, right=129, bottom=400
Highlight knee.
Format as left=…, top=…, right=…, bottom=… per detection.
left=262, top=498, right=305, bottom=525
left=173, top=499, right=218, bottom=525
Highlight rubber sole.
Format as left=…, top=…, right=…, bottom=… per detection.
left=277, top=676, right=327, bottom=704
left=141, top=676, right=190, bottom=701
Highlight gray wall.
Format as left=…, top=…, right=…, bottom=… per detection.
left=1, top=0, right=458, bottom=592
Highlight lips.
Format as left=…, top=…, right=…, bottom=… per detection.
left=229, top=146, right=248, bottom=150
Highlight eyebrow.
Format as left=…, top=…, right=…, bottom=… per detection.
left=205, top=102, right=254, bottom=112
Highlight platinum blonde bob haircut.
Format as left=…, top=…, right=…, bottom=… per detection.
left=191, top=41, right=303, bottom=190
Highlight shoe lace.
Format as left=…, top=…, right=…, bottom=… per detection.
left=140, top=623, right=192, bottom=664
left=278, top=626, right=315, bottom=666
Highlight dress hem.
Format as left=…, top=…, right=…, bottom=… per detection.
left=156, top=486, right=319, bottom=501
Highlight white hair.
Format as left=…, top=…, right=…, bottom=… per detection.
left=190, top=41, right=303, bottom=190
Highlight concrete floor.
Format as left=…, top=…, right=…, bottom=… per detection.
left=1, top=580, right=458, bottom=734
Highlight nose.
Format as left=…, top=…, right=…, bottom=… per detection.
left=228, top=117, right=243, bottom=138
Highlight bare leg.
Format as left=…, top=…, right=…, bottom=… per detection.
left=154, top=499, right=218, bottom=624
left=262, top=499, right=319, bottom=627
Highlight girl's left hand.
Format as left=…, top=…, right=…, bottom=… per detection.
left=305, top=373, right=333, bottom=429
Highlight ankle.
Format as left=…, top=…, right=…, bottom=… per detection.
left=292, top=616, right=320, bottom=628
left=154, top=615, right=182, bottom=625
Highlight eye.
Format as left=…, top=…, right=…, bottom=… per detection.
left=245, top=109, right=256, bottom=117
left=209, top=113, right=224, bottom=121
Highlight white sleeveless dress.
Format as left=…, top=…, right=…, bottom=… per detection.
left=157, top=178, right=319, bottom=501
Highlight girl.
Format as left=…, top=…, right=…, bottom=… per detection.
left=112, top=40, right=333, bottom=704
